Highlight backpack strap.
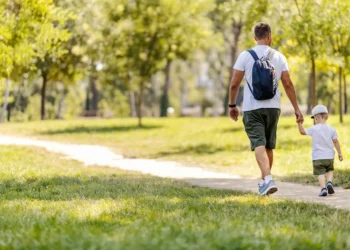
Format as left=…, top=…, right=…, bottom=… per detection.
left=246, top=49, right=258, bottom=95
left=247, top=49, right=259, bottom=61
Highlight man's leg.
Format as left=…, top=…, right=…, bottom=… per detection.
left=255, top=146, right=271, bottom=179
left=266, top=148, right=273, bottom=169
left=263, top=109, right=280, bottom=181
left=261, top=148, right=273, bottom=180
left=255, top=145, right=277, bottom=195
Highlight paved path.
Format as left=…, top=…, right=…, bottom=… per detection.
left=0, top=135, right=349, bottom=210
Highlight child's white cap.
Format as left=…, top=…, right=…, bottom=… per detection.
left=311, top=105, right=328, bottom=118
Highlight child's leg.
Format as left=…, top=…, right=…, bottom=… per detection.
left=326, top=171, right=334, bottom=183
left=326, top=171, right=335, bottom=194
left=317, top=175, right=326, bottom=188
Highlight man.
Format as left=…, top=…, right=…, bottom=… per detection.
left=228, top=22, right=304, bottom=196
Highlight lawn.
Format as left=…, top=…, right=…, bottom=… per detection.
left=0, top=146, right=350, bottom=249
left=0, top=116, right=349, bottom=188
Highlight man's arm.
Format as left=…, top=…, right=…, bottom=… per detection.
left=297, top=122, right=306, bottom=135
left=281, top=71, right=304, bottom=123
left=228, top=70, right=245, bottom=121
left=333, top=139, right=343, bottom=161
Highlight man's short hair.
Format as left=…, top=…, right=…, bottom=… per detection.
left=254, top=23, right=271, bottom=39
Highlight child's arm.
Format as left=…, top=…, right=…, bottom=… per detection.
left=298, top=122, right=306, bottom=135
left=333, top=139, right=343, bottom=161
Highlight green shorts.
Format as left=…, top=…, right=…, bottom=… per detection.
left=243, top=108, right=280, bottom=151
left=313, top=159, right=334, bottom=175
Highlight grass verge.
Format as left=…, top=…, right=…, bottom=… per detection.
left=0, top=116, right=349, bottom=188
left=0, top=146, right=350, bottom=249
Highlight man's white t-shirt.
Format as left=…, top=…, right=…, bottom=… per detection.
left=233, top=45, right=289, bottom=112
left=305, top=124, right=338, bottom=160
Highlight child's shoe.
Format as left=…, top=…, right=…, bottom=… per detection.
left=319, top=188, right=328, bottom=196
left=327, top=181, right=335, bottom=194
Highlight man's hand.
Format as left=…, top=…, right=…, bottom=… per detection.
left=229, top=107, right=239, bottom=121
left=295, top=109, right=304, bottom=124
left=339, top=154, right=343, bottom=161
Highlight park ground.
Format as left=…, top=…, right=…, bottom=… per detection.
left=0, top=116, right=349, bottom=188
left=1, top=116, right=350, bottom=249
left=0, top=145, right=350, bottom=249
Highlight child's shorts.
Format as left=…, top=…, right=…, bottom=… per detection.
left=313, top=159, right=334, bottom=175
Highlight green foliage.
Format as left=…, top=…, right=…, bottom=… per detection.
left=281, top=0, right=327, bottom=59
left=101, top=0, right=216, bottom=124
left=2, top=0, right=350, bottom=120
left=0, top=0, right=70, bottom=78
left=25, top=94, right=43, bottom=121
left=99, top=88, right=130, bottom=117
left=212, top=0, right=269, bottom=35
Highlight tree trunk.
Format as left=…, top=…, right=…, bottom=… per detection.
left=0, top=78, right=10, bottom=123
left=160, top=59, right=172, bottom=117
left=85, top=83, right=90, bottom=112
left=56, top=87, right=68, bottom=119
left=41, top=73, right=48, bottom=120
left=311, top=58, right=317, bottom=108
left=90, top=76, right=98, bottom=111
left=180, top=76, right=187, bottom=117
left=327, top=94, right=334, bottom=114
left=344, top=74, right=347, bottom=114
left=7, top=104, right=11, bottom=122
left=306, top=72, right=313, bottom=114
left=129, top=91, right=137, bottom=117
left=137, top=82, right=145, bottom=127
left=339, top=67, right=343, bottom=123
left=223, top=22, right=242, bottom=116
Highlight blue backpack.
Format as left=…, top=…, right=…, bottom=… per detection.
left=246, top=49, right=277, bottom=100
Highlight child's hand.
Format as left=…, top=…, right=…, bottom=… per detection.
left=339, top=154, right=343, bottom=161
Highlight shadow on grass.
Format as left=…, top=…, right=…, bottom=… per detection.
left=276, top=136, right=310, bottom=150
left=278, top=168, right=350, bottom=189
left=277, top=123, right=299, bottom=130
left=0, top=174, right=253, bottom=202
left=220, top=122, right=297, bottom=134
left=42, top=124, right=163, bottom=135
left=219, top=127, right=244, bottom=133
left=154, top=143, right=250, bottom=157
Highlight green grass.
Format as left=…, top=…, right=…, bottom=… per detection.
left=0, top=146, right=350, bottom=249
left=0, top=116, right=350, bottom=188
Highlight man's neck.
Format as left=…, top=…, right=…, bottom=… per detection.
left=257, top=43, right=270, bottom=46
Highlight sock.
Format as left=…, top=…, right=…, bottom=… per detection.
left=259, top=179, right=265, bottom=186
left=264, top=175, right=272, bottom=184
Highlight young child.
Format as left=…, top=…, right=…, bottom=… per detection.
left=298, top=104, right=343, bottom=196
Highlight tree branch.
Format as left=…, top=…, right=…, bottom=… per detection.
left=294, top=0, right=302, bottom=17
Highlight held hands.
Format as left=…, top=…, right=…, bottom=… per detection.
left=339, top=154, right=343, bottom=161
left=229, top=107, right=239, bottom=121
left=295, top=109, right=304, bottom=124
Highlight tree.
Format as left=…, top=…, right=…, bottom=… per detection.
left=34, top=9, right=71, bottom=120
left=157, top=0, right=215, bottom=117
left=103, top=0, right=215, bottom=125
left=280, top=0, right=328, bottom=113
left=209, top=0, right=268, bottom=115
left=327, top=0, right=350, bottom=122
left=0, top=0, right=70, bottom=121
